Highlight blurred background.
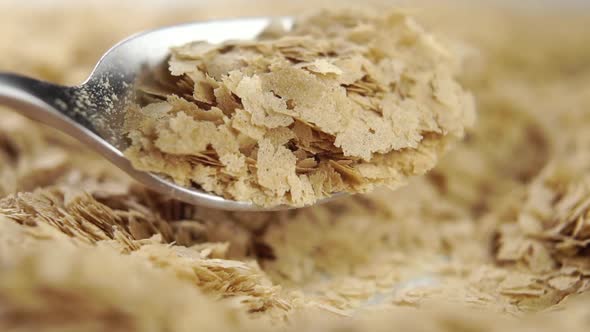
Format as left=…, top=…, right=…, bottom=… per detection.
left=4, top=0, right=590, bottom=5
left=0, top=0, right=587, bottom=86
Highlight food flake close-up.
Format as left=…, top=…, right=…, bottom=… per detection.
left=0, top=0, right=589, bottom=331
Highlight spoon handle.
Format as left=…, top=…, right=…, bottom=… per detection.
left=0, top=72, right=126, bottom=158
left=0, top=73, right=84, bottom=128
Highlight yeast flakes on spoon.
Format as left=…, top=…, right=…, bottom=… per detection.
left=124, top=9, right=475, bottom=207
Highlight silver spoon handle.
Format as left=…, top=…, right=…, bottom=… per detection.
left=0, top=72, right=127, bottom=160
left=0, top=73, right=86, bottom=130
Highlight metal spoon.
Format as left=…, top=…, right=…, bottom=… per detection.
left=0, top=17, right=342, bottom=211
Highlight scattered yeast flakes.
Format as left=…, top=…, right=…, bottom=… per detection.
left=4, top=4, right=590, bottom=332
left=124, top=9, right=475, bottom=207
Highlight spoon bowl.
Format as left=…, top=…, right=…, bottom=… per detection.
left=0, top=17, right=344, bottom=211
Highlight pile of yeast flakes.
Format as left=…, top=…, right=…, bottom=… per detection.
left=1, top=2, right=590, bottom=332
left=124, top=9, right=474, bottom=207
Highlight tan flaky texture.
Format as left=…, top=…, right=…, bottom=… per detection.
left=124, top=9, right=475, bottom=207
left=1, top=1, right=590, bottom=332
